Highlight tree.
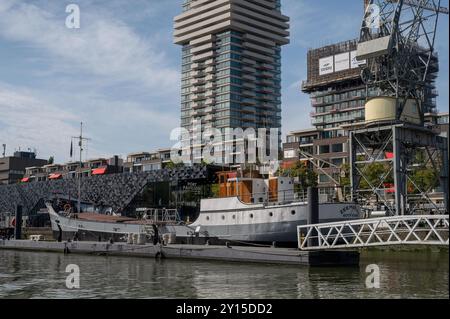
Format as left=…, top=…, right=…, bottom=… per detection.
left=48, top=156, right=54, bottom=165
left=359, top=162, right=394, bottom=190
left=278, top=161, right=317, bottom=193
left=164, top=160, right=184, bottom=169
left=409, top=167, right=439, bottom=193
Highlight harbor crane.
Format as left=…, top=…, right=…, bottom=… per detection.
left=349, top=0, right=449, bottom=215
left=357, top=0, right=448, bottom=123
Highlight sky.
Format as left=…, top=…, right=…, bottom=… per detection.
left=0, top=0, right=448, bottom=163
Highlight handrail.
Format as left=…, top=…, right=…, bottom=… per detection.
left=298, top=214, right=449, bottom=250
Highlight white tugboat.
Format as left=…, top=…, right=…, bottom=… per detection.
left=48, top=171, right=361, bottom=245
left=165, top=172, right=361, bottom=244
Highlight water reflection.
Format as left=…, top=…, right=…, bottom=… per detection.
left=0, top=249, right=447, bottom=299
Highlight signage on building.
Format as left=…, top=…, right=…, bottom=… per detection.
left=334, top=52, right=350, bottom=72
left=319, top=56, right=334, bottom=75
left=318, top=51, right=366, bottom=76
left=350, top=50, right=365, bottom=68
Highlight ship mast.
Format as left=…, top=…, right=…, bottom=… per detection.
left=72, top=122, right=90, bottom=213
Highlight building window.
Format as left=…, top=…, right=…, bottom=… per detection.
left=319, top=174, right=330, bottom=183
left=332, top=144, right=344, bottom=153
left=331, top=158, right=344, bottom=166
left=319, top=145, right=330, bottom=154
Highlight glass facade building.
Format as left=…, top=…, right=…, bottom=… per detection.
left=174, top=0, right=289, bottom=163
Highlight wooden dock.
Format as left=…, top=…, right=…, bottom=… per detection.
left=0, top=239, right=359, bottom=267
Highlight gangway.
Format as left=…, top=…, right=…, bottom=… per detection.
left=298, top=215, right=449, bottom=250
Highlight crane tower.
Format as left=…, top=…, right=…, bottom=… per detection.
left=349, top=0, right=449, bottom=215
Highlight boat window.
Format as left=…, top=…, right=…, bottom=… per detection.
left=291, top=210, right=296, bottom=215
left=206, top=216, right=210, bottom=221
left=222, top=215, right=225, bottom=220
left=250, top=214, right=254, bottom=219
left=269, top=212, right=273, bottom=217
left=232, top=215, right=236, bottom=219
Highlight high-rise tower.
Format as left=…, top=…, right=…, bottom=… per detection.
left=174, top=0, right=289, bottom=164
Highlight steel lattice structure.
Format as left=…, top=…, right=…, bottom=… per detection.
left=357, top=0, right=447, bottom=121
left=350, top=0, right=449, bottom=216
left=298, top=214, right=449, bottom=250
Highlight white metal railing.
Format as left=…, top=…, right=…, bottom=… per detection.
left=142, top=208, right=181, bottom=223
left=297, top=215, right=449, bottom=250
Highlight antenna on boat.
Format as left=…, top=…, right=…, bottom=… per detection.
left=72, top=122, right=91, bottom=213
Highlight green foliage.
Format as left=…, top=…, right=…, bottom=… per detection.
left=210, top=184, right=220, bottom=198
left=340, top=163, right=351, bottom=187
left=359, top=163, right=394, bottom=189
left=279, top=161, right=317, bottom=192
left=48, top=156, right=54, bottom=165
left=409, top=167, right=439, bottom=193
left=164, top=160, right=184, bottom=169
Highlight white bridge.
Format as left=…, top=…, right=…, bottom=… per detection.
left=297, top=215, right=449, bottom=251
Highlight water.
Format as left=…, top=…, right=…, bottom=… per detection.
left=0, top=249, right=448, bottom=299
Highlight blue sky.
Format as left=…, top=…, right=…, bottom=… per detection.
left=0, top=0, right=448, bottom=163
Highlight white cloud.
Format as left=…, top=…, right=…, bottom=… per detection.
left=0, top=83, right=81, bottom=162
left=0, top=1, right=179, bottom=94
left=0, top=1, right=182, bottom=162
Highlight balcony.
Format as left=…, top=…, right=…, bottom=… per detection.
left=242, top=74, right=256, bottom=81
left=261, top=79, right=273, bottom=85
left=191, top=86, right=206, bottom=94
left=242, top=90, right=256, bottom=97
left=204, top=106, right=213, bottom=113
left=205, top=66, right=215, bottom=74
left=242, top=106, right=256, bottom=113
left=260, top=102, right=275, bottom=109
left=205, top=90, right=215, bottom=98
left=205, top=98, right=215, bottom=105
left=242, top=58, right=256, bottom=65
left=242, top=98, right=256, bottom=105
left=258, top=87, right=274, bottom=94
left=311, top=117, right=325, bottom=125
left=258, top=95, right=274, bottom=102
left=191, top=78, right=205, bottom=85
left=192, top=102, right=205, bottom=110
left=205, top=82, right=216, bottom=89
left=192, top=94, right=206, bottom=101
left=242, top=66, right=256, bottom=73
left=242, top=114, right=256, bottom=121
left=261, top=63, right=275, bottom=70
left=260, top=71, right=273, bottom=78
left=242, top=82, right=256, bottom=89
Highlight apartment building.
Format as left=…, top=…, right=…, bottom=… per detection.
left=174, top=0, right=290, bottom=163
left=123, top=149, right=172, bottom=173
left=23, top=156, right=123, bottom=182
left=0, top=151, right=47, bottom=185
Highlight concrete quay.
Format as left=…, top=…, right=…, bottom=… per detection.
left=0, top=239, right=359, bottom=267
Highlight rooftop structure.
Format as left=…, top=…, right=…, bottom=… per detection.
left=0, top=151, right=47, bottom=185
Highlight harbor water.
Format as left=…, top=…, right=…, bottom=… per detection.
left=0, top=249, right=448, bottom=299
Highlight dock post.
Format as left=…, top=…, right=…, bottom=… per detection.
left=14, top=205, right=23, bottom=240
left=307, top=187, right=319, bottom=247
